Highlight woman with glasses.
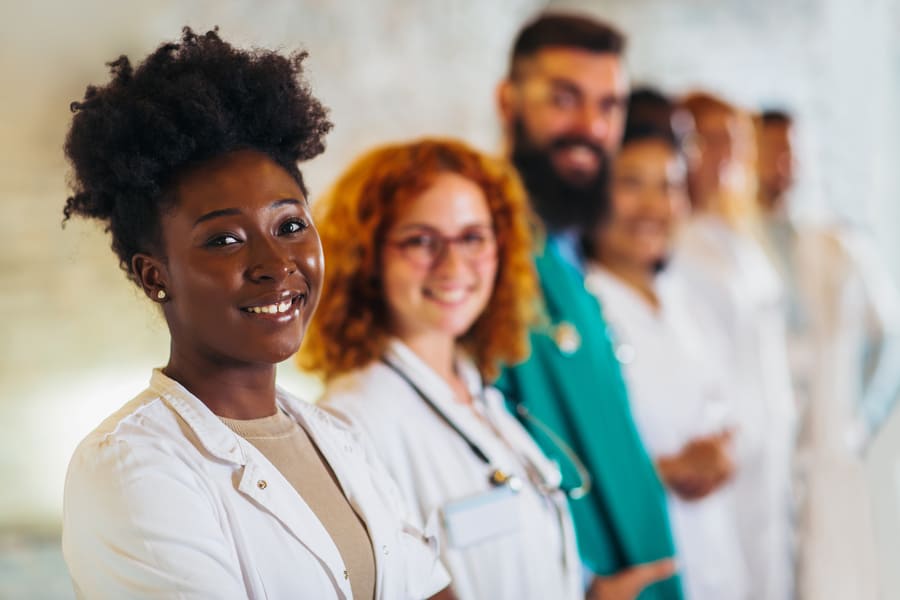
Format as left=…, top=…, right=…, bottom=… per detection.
left=298, top=139, right=584, bottom=600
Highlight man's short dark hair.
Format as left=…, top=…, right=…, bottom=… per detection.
left=509, top=13, right=626, bottom=78
left=627, top=86, right=675, bottom=131
left=623, top=88, right=681, bottom=151
left=761, top=109, right=794, bottom=126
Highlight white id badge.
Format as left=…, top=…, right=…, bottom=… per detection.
left=441, top=485, right=521, bottom=549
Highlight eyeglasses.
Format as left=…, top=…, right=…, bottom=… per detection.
left=386, top=226, right=497, bottom=267
left=518, top=78, right=628, bottom=119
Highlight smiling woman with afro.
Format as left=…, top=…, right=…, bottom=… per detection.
left=60, top=28, right=453, bottom=600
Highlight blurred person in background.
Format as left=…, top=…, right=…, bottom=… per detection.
left=495, top=13, right=682, bottom=600
left=757, top=109, right=900, bottom=600
left=583, top=89, right=748, bottom=600
left=671, top=91, right=796, bottom=600
left=59, top=29, right=450, bottom=600
left=299, top=138, right=585, bottom=600
left=620, top=88, right=695, bottom=144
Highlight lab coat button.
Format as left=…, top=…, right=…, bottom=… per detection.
left=343, top=569, right=349, bottom=580
left=382, top=545, right=389, bottom=555
left=256, top=479, right=267, bottom=490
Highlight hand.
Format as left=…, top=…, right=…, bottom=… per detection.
left=427, top=585, right=458, bottom=600
left=586, top=558, right=677, bottom=600
left=657, top=431, right=735, bottom=500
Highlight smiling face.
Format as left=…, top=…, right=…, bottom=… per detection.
left=507, top=48, right=628, bottom=182
left=500, top=48, right=628, bottom=231
left=597, top=139, right=688, bottom=270
left=757, top=120, right=795, bottom=212
left=688, top=107, right=756, bottom=211
left=140, top=150, right=323, bottom=369
left=380, top=172, right=498, bottom=347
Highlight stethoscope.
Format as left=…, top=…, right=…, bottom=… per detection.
left=381, top=358, right=591, bottom=500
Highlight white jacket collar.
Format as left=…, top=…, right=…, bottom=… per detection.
left=384, top=338, right=484, bottom=404
left=148, top=369, right=366, bottom=598
left=148, top=368, right=324, bottom=467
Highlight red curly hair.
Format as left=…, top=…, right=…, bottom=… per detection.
left=298, top=138, right=539, bottom=382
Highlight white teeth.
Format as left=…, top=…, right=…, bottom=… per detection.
left=563, top=146, right=597, bottom=167
left=428, top=288, right=467, bottom=304
left=246, top=300, right=293, bottom=315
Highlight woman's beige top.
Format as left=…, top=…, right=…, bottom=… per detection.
left=222, top=410, right=376, bottom=600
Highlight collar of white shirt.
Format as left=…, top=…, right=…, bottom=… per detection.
left=148, top=368, right=343, bottom=466
left=383, top=339, right=515, bottom=468
left=383, top=339, right=563, bottom=490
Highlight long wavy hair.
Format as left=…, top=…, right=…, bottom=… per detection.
left=298, top=138, right=539, bottom=382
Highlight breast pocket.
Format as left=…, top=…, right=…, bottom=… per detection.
left=441, top=486, right=522, bottom=549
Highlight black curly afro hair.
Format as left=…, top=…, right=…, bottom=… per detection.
left=63, top=27, right=332, bottom=285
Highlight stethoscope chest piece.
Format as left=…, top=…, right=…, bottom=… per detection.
left=489, top=469, right=523, bottom=492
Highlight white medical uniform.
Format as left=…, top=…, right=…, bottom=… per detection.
left=63, top=369, right=449, bottom=600
left=321, top=340, right=582, bottom=600
left=764, top=216, right=900, bottom=600
left=584, top=265, right=748, bottom=600
left=671, top=214, right=796, bottom=600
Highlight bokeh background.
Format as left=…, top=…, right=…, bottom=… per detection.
left=2, top=0, right=898, bottom=597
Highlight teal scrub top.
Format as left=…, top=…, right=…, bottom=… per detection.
left=497, top=239, right=684, bottom=600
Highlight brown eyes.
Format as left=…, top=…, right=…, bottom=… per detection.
left=278, top=218, right=309, bottom=235
left=204, top=218, right=309, bottom=248
left=206, top=233, right=241, bottom=247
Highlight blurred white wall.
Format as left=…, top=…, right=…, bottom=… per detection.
left=1, top=0, right=898, bottom=596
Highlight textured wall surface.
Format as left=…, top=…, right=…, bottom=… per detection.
left=1, top=0, right=898, bottom=596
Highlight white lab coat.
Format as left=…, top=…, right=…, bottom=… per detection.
left=671, top=214, right=796, bottom=600
left=62, top=369, right=450, bottom=600
left=321, top=340, right=582, bottom=600
left=584, top=265, right=748, bottom=600
left=764, top=217, right=900, bottom=600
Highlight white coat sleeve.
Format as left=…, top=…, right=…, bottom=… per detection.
left=62, top=436, right=246, bottom=599
left=849, top=232, right=900, bottom=440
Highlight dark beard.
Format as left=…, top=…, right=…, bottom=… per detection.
left=510, top=120, right=611, bottom=234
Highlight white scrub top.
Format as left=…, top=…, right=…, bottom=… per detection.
left=671, top=214, right=796, bottom=600
left=321, top=339, right=582, bottom=600
left=585, top=265, right=748, bottom=600
left=63, top=369, right=449, bottom=600
left=764, top=217, right=897, bottom=600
